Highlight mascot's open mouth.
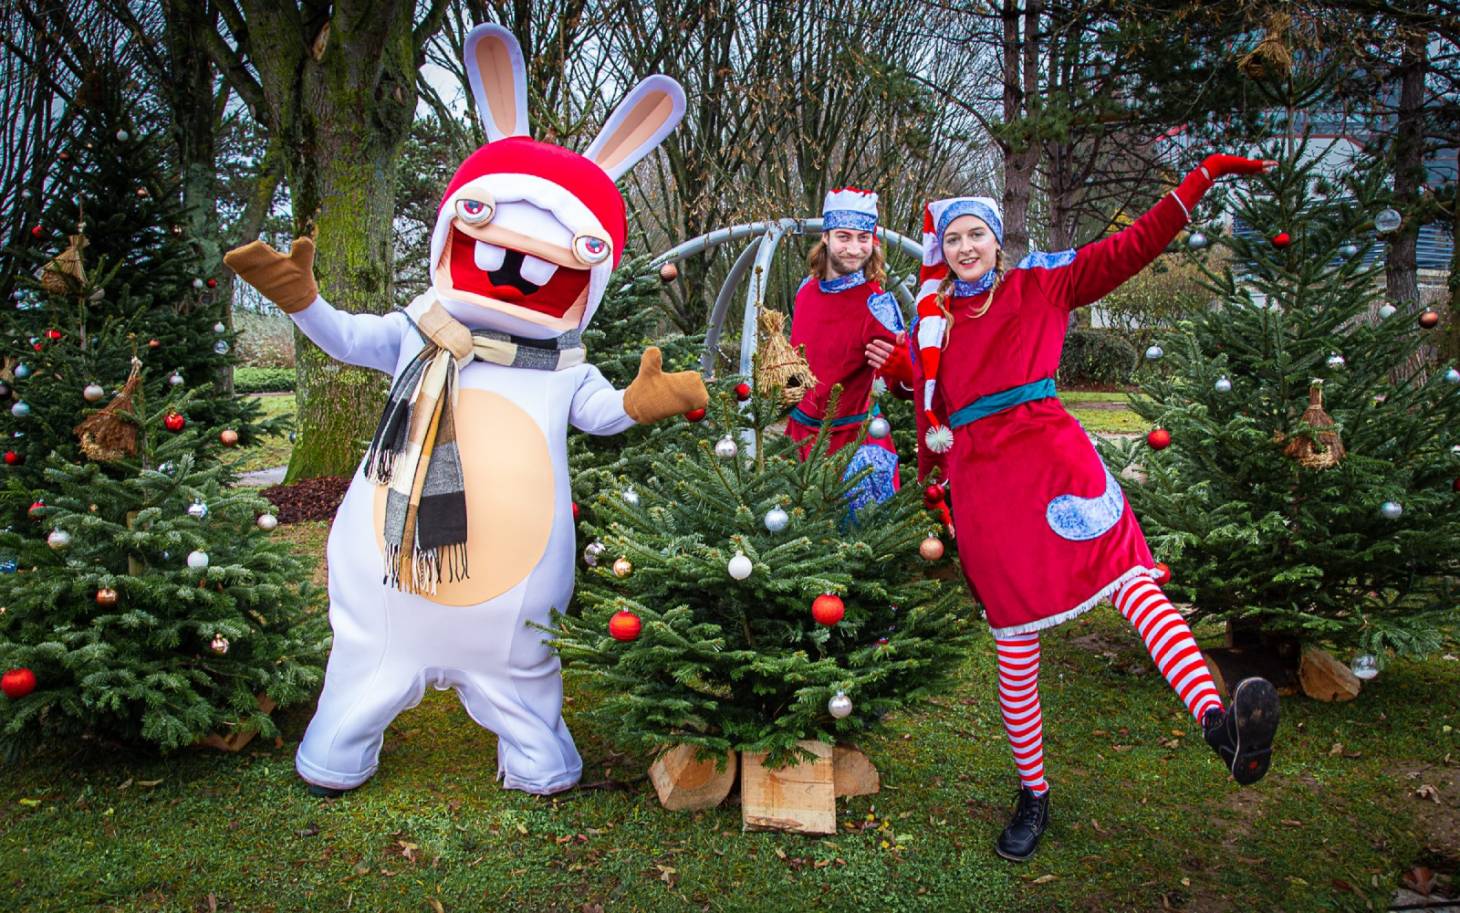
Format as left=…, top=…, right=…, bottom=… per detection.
left=442, top=226, right=590, bottom=318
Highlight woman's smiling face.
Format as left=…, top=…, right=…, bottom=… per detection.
left=941, top=214, right=1000, bottom=282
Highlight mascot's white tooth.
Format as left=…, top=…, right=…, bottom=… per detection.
left=519, top=253, right=559, bottom=286
left=474, top=239, right=506, bottom=271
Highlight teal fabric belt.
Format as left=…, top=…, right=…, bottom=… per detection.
left=948, top=378, right=1056, bottom=429
left=789, top=402, right=881, bottom=430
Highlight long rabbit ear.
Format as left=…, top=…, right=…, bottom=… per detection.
left=583, top=75, right=685, bottom=181
left=463, top=24, right=529, bottom=142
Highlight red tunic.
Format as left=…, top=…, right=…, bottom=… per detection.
left=785, top=274, right=908, bottom=461
left=912, top=192, right=1190, bottom=636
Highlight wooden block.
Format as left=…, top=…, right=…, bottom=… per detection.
left=740, top=740, right=835, bottom=835
left=194, top=694, right=277, bottom=753
left=833, top=744, right=880, bottom=797
left=648, top=744, right=736, bottom=811
left=1298, top=645, right=1361, bottom=702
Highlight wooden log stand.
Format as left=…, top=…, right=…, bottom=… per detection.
left=648, top=740, right=880, bottom=835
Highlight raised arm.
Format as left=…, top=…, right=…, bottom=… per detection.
left=1065, top=154, right=1274, bottom=310
left=224, top=237, right=406, bottom=374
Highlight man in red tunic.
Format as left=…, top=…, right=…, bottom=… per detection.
left=785, top=187, right=915, bottom=510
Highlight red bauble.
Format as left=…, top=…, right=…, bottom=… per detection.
left=29, top=225, right=42, bottom=238
left=1, top=667, right=36, bottom=700
left=27, top=500, right=44, bottom=519
left=44, top=329, right=62, bottom=341
left=32, top=342, right=42, bottom=352
left=147, top=338, right=161, bottom=349
left=1152, top=562, right=1172, bottom=585
left=219, top=428, right=239, bottom=447
left=924, top=483, right=946, bottom=504
left=608, top=609, right=642, bottom=642
left=206, top=278, right=218, bottom=289
left=163, top=412, right=185, bottom=432
left=684, top=407, right=706, bottom=422
left=1270, top=232, right=1291, bottom=248
left=1147, top=428, right=1171, bottom=450
left=1418, top=309, right=1440, bottom=329
left=735, top=382, right=751, bottom=402
left=812, top=594, right=846, bottom=626
left=3, top=450, right=20, bottom=466
left=572, top=501, right=581, bottom=522
left=658, top=262, right=678, bottom=283
left=1453, top=477, right=1459, bottom=493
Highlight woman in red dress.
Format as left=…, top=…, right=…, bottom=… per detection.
left=909, top=155, right=1282, bottom=861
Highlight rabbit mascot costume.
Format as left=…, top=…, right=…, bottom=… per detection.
left=224, top=25, right=705, bottom=796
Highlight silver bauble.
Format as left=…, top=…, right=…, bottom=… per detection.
left=1378, top=303, right=1397, bottom=319
left=868, top=416, right=891, bottom=439
left=1214, top=376, right=1233, bottom=393
left=583, top=540, right=606, bottom=567
left=187, top=500, right=209, bottom=520
left=1350, top=653, right=1379, bottom=681
left=83, top=383, right=105, bottom=402
left=714, top=436, right=738, bottom=459
left=1145, top=345, right=1164, bottom=361
left=187, top=549, right=210, bottom=569
left=1379, top=500, right=1403, bottom=520
left=46, top=529, right=71, bottom=550
left=256, top=513, right=278, bottom=531
left=764, top=507, right=790, bottom=533
left=727, top=552, right=753, bottom=580
left=1374, top=208, right=1402, bottom=234
left=828, top=691, right=853, bottom=719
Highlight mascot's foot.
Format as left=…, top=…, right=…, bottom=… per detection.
left=305, top=782, right=351, bottom=799
left=995, top=786, right=1050, bottom=862
left=1202, top=677, right=1280, bottom=786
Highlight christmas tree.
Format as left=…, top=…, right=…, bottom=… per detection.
left=1, top=64, right=276, bottom=494
left=552, top=354, right=975, bottom=768
left=1100, top=135, right=1460, bottom=664
left=0, top=66, right=324, bottom=755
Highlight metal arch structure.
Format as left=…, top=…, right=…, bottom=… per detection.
left=650, top=218, right=925, bottom=376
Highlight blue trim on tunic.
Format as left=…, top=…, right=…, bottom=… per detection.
left=1017, top=249, right=1077, bottom=270
left=867, top=291, right=905, bottom=334
left=819, top=270, right=867, bottom=294
left=844, top=443, right=900, bottom=516
left=947, top=378, right=1057, bottom=429
left=952, top=272, right=996, bottom=297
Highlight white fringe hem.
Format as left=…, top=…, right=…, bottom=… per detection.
left=987, top=564, right=1159, bottom=638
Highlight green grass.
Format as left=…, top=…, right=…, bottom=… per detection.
left=225, top=394, right=296, bottom=475
left=1057, top=391, right=1146, bottom=435
left=1, top=527, right=1452, bottom=912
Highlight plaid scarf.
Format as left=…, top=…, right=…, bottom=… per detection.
left=364, top=295, right=585, bottom=594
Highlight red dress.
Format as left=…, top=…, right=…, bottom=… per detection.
left=912, top=193, right=1190, bottom=636
left=786, top=272, right=910, bottom=463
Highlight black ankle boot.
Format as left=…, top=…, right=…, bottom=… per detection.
left=1202, top=676, right=1280, bottom=786
left=995, top=786, right=1050, bottom=862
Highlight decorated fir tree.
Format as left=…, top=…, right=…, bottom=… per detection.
left=0, top=67, right=323, bottom=755
left=1100, top=138, right=1460, bottom=666
left=0, top=371, right=326, bottom=756
left=551, top=352, right=974, bottom=771
left=1, top=63, right=273, bottom=494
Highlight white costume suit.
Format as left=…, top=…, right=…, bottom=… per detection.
left=281, top=25, right=688, bottom=794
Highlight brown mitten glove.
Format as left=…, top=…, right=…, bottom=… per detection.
left=623, top=347, right=708, bottom=424
left=222, top=236, right=319, bottom=313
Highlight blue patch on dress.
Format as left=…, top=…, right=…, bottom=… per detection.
left=844, top=443, right=899, bottom=517
left=1046, top=462, right=1125, bottom=541
left=1017, top=249, right=1077, bottom=271
left=867, top=291, right=905, bottom=334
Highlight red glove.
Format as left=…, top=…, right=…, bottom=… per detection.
left=878, top=341, right=914, bottom=388
left=1174, top=154, right=1276, bottom=214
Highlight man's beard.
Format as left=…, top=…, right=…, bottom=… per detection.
left=826, top=251, right=869, bottom=277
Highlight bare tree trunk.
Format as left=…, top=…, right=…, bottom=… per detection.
left=206, top=0, right=448, bottom=481
left=999, top=0, right=1041, bottom=264
left=1385, top=22, right=1426, bottom=311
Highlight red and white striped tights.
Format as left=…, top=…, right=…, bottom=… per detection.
left=994, top=576, right=1224, bottom=795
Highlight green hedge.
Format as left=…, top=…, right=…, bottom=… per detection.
left=233, top=366, right=295, bottom=394
left=1057, top=328, right=1137, bottom=387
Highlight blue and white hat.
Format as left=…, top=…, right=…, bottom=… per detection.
left=822, top=186, right=879, bottom=233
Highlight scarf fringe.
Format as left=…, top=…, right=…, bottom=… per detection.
left=382, top=542, right=472, bottom=597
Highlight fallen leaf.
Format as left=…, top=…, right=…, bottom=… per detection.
left=296, top=822, right=319, bottom=837
left=428, top=899, right=444, bottom=913
left=1280, top=819, right=1303, bottom=827
left=1415, top=784, right=1442, bottom=803
left=206, top=894, right=217, bottom=913
left=137, top=778, right=164, bottom=788
left=117, top=778, right=133, bottom=791
left=17, top=798, right=40, bottom=808
left=1090, top=818, right=1107, bottom=835
left=774, top=847, right=787, bottom=859
left=1329, top=743, right=1344, bottom=757
left=1031, top=874, right=1057, bottom=885
left=1402, top=866, right=1437, bottom=895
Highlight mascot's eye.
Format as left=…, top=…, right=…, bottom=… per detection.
left=455, top=198, right=494, bottom=225
left=572, top=234, right=611, bottom=265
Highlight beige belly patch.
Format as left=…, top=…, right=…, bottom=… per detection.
left=373, top=388, right=554, bottom=606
